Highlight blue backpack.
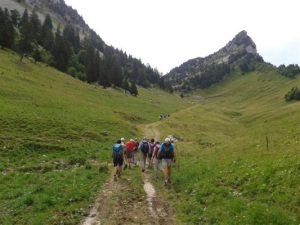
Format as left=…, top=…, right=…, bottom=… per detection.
left=158, top=143, right=174, bottom=159
left=113, top=144, right=123, bottom=157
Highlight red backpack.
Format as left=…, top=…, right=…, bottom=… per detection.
left=126, top=141, right=135, bottom=152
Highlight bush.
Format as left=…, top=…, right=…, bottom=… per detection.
left=68, top=157, right=86, bottom=166
left=284, top=87, right=300, bottom=101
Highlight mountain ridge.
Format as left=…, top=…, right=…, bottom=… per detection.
left=164, top=30, right=264, bottom=92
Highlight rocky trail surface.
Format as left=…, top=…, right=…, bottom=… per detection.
left=80, top=121, right=175, bottom=225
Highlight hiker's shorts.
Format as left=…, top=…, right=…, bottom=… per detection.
left=126, top=151, right=134, bottom=159
left=161, top=159, right=172, bottom=168
left=113, top=156, right=123, bottom=167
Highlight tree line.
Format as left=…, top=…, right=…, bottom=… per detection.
left=278, top=64, right=300, bottom=79
left=0, top=7, right=167, bottom=96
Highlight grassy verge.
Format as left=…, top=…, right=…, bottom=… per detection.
left=156, top=68, right=300, bottom=224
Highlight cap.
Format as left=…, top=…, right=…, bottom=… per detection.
left=165, top=137, right=171, bottom=143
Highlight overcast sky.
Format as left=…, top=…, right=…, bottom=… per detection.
left=64, top=0, right=300, bottom=74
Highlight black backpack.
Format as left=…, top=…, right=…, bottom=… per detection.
left=140, top=141, right=150, bottom=154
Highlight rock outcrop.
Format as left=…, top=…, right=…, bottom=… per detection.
left=164, top=30, right=263, bottom=91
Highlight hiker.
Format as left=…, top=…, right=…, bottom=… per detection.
left=125, top=139, right=135, bottom=168
left=158, top=138, right=176, bottom=185
left=148, top=139, right=156, bottom=168
left=138, top=138, right=151, bottom=172
left=133, top=138, right=139, bottom=165
left=112, top=140, right=124, bottom=180
left=120, top=137, right=128, bottom=169
left=151, top=141, right=161, bottom=178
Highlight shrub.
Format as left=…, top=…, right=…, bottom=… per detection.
left=284, top=87, right=300, bottom=101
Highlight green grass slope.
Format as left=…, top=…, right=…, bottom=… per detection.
left=157, top=66, right=300, bottom=224
left=0, top=49, right=190, bottom=225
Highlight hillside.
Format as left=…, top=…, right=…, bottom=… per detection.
left=0, top=49, right=190, bottom=224
left=0, top=0, right=163, bottom=91
left=155, top=66, right=300, bottom=224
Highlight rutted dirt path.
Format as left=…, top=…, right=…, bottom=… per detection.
left=80, top=121, right=175, bottom=225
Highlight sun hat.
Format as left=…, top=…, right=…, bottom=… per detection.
left=165, top=137, right=171, bottom=143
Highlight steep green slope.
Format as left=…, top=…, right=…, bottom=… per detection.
left=0, top=49, right=190, bottom=225
left=157, top=66, right=300, bottom=224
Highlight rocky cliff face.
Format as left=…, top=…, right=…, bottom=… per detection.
left=164, top=31, right=263, bottom=91
left=1, top=0, right=88, bottom=33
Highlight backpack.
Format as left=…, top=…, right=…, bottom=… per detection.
left=158, top=143, right=174, bottom=159
left=113, top=144, right=123, bottom=158
left=126, top=141, right=135, bottom=152
left=140, top=141, right=150, bottom=154
left=148, top=143, right=156, bottom=157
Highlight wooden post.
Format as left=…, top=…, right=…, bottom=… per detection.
left=266, top=136, right=269, bottom=151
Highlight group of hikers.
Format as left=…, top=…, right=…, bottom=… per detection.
left=159, top=114, right=170, bottom=120
left=112, top=137, right=176, bottom=185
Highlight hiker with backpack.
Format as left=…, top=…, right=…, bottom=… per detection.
left=151, top=141, right=161, bottom=178
left=138, top=138, right=151, bottom=172
left=158, top=138, right=176, bottom=185
left=148, top=139, right=156, bottom=168
left=112, top=140, right=125, bottom=180
left=125, top=139, right=136, bottom=169
left=120, top=137, right=128, bottom=169
left=133, top=138, right=139, bottom=165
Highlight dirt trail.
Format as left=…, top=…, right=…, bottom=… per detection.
left=81, top=121, right=175, bottom=225
left=81, top=172, right=153, bottom=225
left=139, top=121, right=175, bottom=225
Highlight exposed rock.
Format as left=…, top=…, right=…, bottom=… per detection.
left=164, top=30, right=264, bottom=92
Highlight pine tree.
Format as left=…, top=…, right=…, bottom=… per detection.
left=19, top=9, right=33, bottom=60
left=85, top=42, right=98, bottom=83
left=123, top=78, right=130, bottom=93
left=41, top=14, right=54, bottom=51
left=10, top=9, right=20, bottom=27
left=52, top=26, right=71, bottom=71
left=129, top=81, right=138, bottom=96
left=111, top=58, right=123, bottom=87
left=30, top=9, right=42, bottom=44
left=63, top=24, right=80, bottom=53
left=0, top=8, right=16, bottom=49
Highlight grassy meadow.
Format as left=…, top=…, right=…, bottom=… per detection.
left=0, top=49, right=190, bottom=225
left=156, top=65, right=300, bottom=224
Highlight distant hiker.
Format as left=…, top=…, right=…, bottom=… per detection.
left=138, top=138, right=151, bottom=172
left=112, top=140, right=124, bottom=180
left=120, top=137, right=128, bottom=169
left=158, top=138, right=176, bottom=185
left=151, top=141, right=161, bottom=178
left=125, top=139, right=136, bottom=168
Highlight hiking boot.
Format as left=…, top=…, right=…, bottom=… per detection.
left=124, top=164, right=128, bottom=170
left=117, top=173, right=121, bottom=178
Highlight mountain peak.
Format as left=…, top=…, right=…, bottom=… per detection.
left=164, top=31, right=263, bottom=91
left=226, top=30, right=257, bottom=54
